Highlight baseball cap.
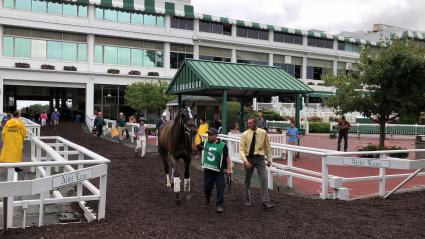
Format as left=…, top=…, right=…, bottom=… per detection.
left=207, top=128, right=219, bottom=135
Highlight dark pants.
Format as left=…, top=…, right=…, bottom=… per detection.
left=337, top=131, right=348, bottom=151
left=244, top=155, right=269, bottom=203
left=204, top=169, right=225, bottom=207
left=96, top=126, right=103, bottom=137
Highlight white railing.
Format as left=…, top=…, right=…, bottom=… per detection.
left=217, top=133, right=425, bottom=200
left=1, top=120, right=110, bottom=230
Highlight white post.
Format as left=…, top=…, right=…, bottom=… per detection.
left=302, top=57, right=307, bottom=80
left=6, top=168, right=14, bottom=228
left=164, top=42, right=171, bottom=70
left=287, top=151, right=293, bottom=188
left=38, top=192, right=44, bottom=226
left=321, top=156, right=328, bottom=199
left=379, top=154, right=386, bottom=197
left=231, top=24, right=237, bottom=38
left=98, top=165, right=108, bottom=220
left=306, top=121, right=310, bottom=135
left=268, top=53, right=273, bottom=67
left=165, top=15, right=171, bottom=32
left=87, top=4, right=95, bottom=24
left=86, top=82, right=94, bottom=118
left=231, top=49, right=237, bottom=63
left=193, top=42, right=199, bottom=60
left=87, top=34, right=95, bottom=72
left=333, top=60, right=338, bottom=76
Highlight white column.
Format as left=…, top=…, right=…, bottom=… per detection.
left=87, top=34, right=95, bottom=72
left=303, top=35, right=308, bottom=47
left=333, top=39, right=338, bottom=50
left=164, top=42, right=170, bottom=69
left=193, top=42, right=199, bottom=60
left=269, top=29, right=273, bottom=43
left=86, top=81, right=94, bottom=117
left=231, top=49, right=237, bottom=63
left=0, top=78, right=3, bottom=113
left=302, top=57, right=307, bottom=80
left=0, top=24, right=3, bottom=57
left=88, top=4, right=95, bottom=24
left=333, top=60, right=338, bottom=76
left=231, top=24, right=237, bottom=38
left=268, top=53, right=273, bottom=66
left=165, top=15, right=171, bottom=32
left=193, top=18, right=199, bottom=36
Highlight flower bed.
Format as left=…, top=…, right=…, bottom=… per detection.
left=357, top=144, right=409, bottom=158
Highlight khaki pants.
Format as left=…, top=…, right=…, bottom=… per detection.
left=118, top=126, right=125, bottom=141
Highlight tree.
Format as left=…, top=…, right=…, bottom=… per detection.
left=125, top=81, right=175, bottom=114
left=324, top=37, right=425, bottom=149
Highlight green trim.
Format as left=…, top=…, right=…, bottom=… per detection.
left=220, top=17, right=229, bottom=24
left=294, top=29, right=303, bottom=35
left=267, top=25, right=274, bottom=31
left=281, top=27, right=289, bottom=33
left=144, top=0, right=155, bottom=14
left=184, top=5, right=194, bottom=18
left=122, top=0, right=133, bottom=10
left=202, top=14, right=212, bottom=21
left=100, top=0, right=112, bottom=8
left=320, top=32, right=327, bottom=38
left=309, top=91, right=335, bottom=98
left=251, top=22, right=260, bottom=29
left=236, top=20, right=245, bottom=27
left=165, top=2, right=175, bottom=16
left=307, top=31, right=315, bottom=37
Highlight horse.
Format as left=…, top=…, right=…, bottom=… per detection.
left=158, top=109, right=196, bottom=205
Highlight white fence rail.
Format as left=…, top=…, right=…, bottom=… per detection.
left=1, top=118, right=110, bottom=231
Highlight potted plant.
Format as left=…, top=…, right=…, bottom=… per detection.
left=41, top=64, right=55, bottom=70
left=107, top=69, right=120, bottom=74
left=64, top=66, right=77, bottom=71
left=307, top=82, right=315, bottom=86
left=15, top=62, right=30, bottom=68
left=129, top=70, right=141, bottom=75
left=147, top=71, right=159, bottom=77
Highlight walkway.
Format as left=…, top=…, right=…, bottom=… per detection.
left=4, top=121, right=425, bottom=238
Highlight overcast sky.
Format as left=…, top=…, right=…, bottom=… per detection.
left=192, top=0, right=425, bottom=34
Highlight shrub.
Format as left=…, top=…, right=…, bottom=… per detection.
left=261, top=110, right=284, bottom=121
left=309, top=122, right=330, bottom=133
left=357, top=144, right=409, bottom=158
left=308, top=116, right=323, bottom=122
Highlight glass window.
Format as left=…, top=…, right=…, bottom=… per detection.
left=200, top=21, right=210, bottom=32
left=16, top=0, right=32, bottom=10
left=144, top=14, right=156, bottom=26
left=170, top=52, right=178, bottom=69
left=178, top=18, right=186, bottom=29
left=259, top=30, right=269, bottom=40
left=274, top=32, right=283, bottom=42
left=78, top=5, right=87, bottom=17
left=47, top=41, right=62, bottom=60
left=104, top=9, right=117, bottom=21
left=31, top=39, right=46, bottom=59
left=171, top=17, right=179, bottom=28
left=156, top=51, right=164, bottom=67
left=117, top=11, right=131, bottom=23
left=156, top=16, right=165, bottom=27
left=32, top=0, right=46, bottom=12
left=63, top=42, right=77, bottom=61
left=223, top=24, right=232, bottom=36
left=293, top=35, right=303, bottom=45
left=95, top=7, right=104, bottom=19
left=143, top=50, right=156, bottom=67
left=131, top=13, right=143, bottom=24
left=95, top=45, right=103, bottom=63
left=48, top=2, right=62, bottom=14
left=77, top=43, right=87, bottom=62
left=4, top=0, right=14, bottom=8
left=131, top=48, right=143, bottom=66
left=237, top=27, right=247, bottom=37
left=15, top=38, right=31, bottom=58
left=63, top=3, right=78, bottom=16
left=212, top=23, right=223, bottom=34
left=283, top=34, right=293, bottom=43
left=104, top=46, right=117, bottom=64
left=186, top=19, right=194, bottom=30
left=117, top=47, right=130, bottom=65
left=247, top=28, right=259, bottom=39
left=3, top=37, right=14, bottom=57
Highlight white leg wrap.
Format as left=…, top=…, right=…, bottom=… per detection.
left=184, top=178, right=190, bottom=192
left=174, top=177, right=181, bottom=193
left=166, top=174, right=171, bottom=187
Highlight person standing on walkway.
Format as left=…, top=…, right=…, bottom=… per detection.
left=239, top=118, right=274, bottom=210
left=39, top=112, right=48, bottom=127
left=286, top=122, right=301, bottom=160
left=337, top=116, right=351, bottom=152
left=256, top=111, right=267, bottom=130
left=200, top=128, right=232, bottom=213
left=134, top=119, right=149, bottom=158
left=116, top=112, right=127, bottom=142
left=94, top=112, right=106, bottom=138
left=0, top=111, right=26, bottom=172
left=51, top=109, right=60, bottom=130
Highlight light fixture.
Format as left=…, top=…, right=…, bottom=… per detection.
left=107, top=88, right=111, bottom=97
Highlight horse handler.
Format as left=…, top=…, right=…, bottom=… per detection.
left=199, top=128, right=232, bottom=213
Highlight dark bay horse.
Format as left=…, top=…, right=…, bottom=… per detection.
left=158, top=109, right=196, bottom=205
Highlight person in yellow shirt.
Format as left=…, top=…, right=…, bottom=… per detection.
left=195, top=117, right=209, bottom=146
left=0, top=111, right=26, bottom=172
left=239, top=118, right=274, bottom=210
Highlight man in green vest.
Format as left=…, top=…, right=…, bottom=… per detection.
left=200, top=128, right=232, bottom=213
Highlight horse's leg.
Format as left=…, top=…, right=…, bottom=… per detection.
left=172, top=157, right=182, bottom=205
left=183, top=155, right=192, bottom=200
left=159, top=146, right=171, bottom=187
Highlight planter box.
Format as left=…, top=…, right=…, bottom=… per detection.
left=64, top=66, right=77, bottom=71
left=147, top=71, right=159, bottom=76
left=41, top=64, right=55, bottom=70
left=129, top=70, right=141, bottom=75
left=107, top=69, right=120, bottom=74
left=15, top=62, right=30, bottom=68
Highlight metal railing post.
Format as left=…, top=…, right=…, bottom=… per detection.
left=379, top=154, right=386, bottom=197
left=287, top=151, right=293, bottom=188
left=321, top=156, right=328, bottom=199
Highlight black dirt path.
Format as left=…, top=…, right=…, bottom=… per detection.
left=4, top=121, right=425, bottom=239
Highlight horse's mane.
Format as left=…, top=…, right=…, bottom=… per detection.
left=170, top=110, right=185, bottom=146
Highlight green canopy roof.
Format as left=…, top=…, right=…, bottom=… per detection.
left=166, top=60, right=313, bottom=97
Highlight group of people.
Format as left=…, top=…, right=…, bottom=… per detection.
left=38, top=109, right=61, bottom=129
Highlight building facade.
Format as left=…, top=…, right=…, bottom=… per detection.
left=0, top=0, right=423, bottom=120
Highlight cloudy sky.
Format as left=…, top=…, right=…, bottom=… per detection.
left=192, top=0, right=425, bottom=34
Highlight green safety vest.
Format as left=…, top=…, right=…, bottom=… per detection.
left=202, top=141, right=226, bottom=172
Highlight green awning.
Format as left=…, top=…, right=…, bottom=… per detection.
left=144, top=0, right=155, bottom=13
left=294, top=29, right=303, bottom=35
left=165, top=2, right=175, bottom=16
left=236, top=20, right=245, bottom=27
left=251, top=22, right=260, bottom=29
left=202, top=14, right=212, bottom=21
left=220, top=17, right=229, bottom=24
left=184, top=5, right=194, bottom=18
left=309, top=91, right=335, bottom=98
left=267, top=25, right=274, bottom=31
left=166, top=60, right=313, bottom=97
left=101, top=0, right=112, bottom=8
left=122, top=0, right=133, bottom=10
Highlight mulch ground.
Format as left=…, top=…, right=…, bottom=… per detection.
left=4, top=121, right=425, bottom=239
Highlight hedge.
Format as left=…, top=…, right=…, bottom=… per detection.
left=309, top=122, right=330, bottom=133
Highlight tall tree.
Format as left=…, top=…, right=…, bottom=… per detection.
left=324, top=37, right=425, bottom=149
left=125, top=81, right=174, bottom=114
